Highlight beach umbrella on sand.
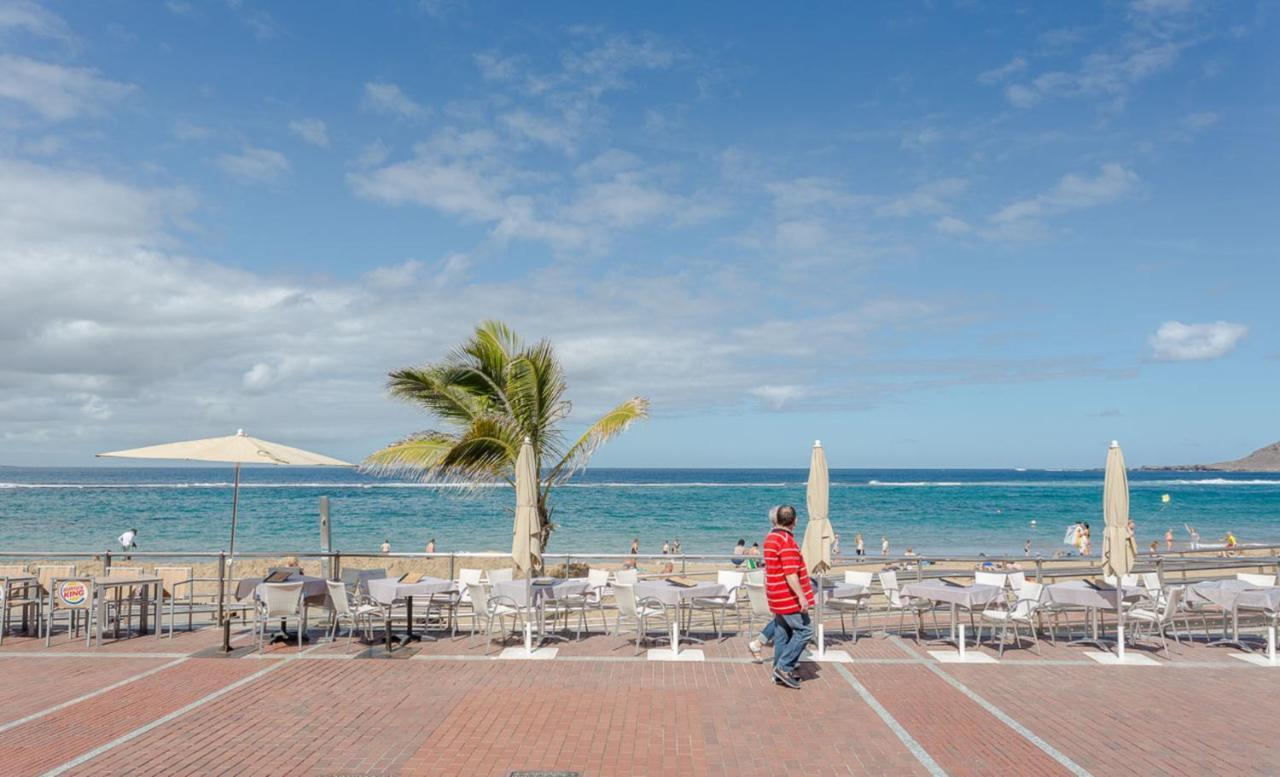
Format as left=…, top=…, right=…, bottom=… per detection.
left=1101, top=440, right=1134, bottom=660
left=511, top=436, right=541, bottom=654
left=97, top=429, right=351, bottom=651
left=801, top=440, right=834, bottom=658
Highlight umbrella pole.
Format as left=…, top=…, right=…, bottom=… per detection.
left=220, top=463, right=241, bottom=653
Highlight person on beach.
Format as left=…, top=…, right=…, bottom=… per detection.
left=426, top=538, right=435, bottom=554
left=732, top=538, right=746, bottom=566
left=831, top=533, right=841, bottom=558
left=1222, top=531, right=1238, bottom=557
left=1149, top=540, right=1159, bottom=556
left=672, top=539, right=681, bottom=554
left=1185, top=524, right=1200, bottom=550
left=1165, top=528, right=1174, bottom=552
left=662, top=540, right=670, bottom=555
left=117, top=528, right=138, bottom=560
left=1024, top=538, right=1032, bottom=556
left=746, top=542, right=761, bottom=569
left=855, top=533, right=865, bottom=557
left=881, top=536, right=889, bottom=556
left=627, top=538, right=639, bottom=568
left=763, top=504, right=813, bottom=689
left=380, top=539, right=391, bottom=554
left=1081, top=523, right=1092, bottom=556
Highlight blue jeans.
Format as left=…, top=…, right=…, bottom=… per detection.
left=758, top=619, right=777, bottom=645
left=772, top=612, right=813, bottom=672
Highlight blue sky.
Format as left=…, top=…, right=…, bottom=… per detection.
left=0, top=0, right=1276, bottom=468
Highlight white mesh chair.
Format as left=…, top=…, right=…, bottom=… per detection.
left=1126, top=585, right=1184, bottom=658
left=324, top=580, right=378, bottom=651
left=1007, top=571, right=1026, bottom=596
left=612, top=582, right=669, bottom=655
left=467, top=582, right=525, bottom=654
left=255, top=582, right=304, bottom=653
left=558, top=568, right=613, bottom=637
left=688, top=570, right=745, bottom=640
left=1237, top=573, right=1277, bottom=587
left=977, top=581, right=1044, bottom=657
left=613, top=569, right=639, bottom=586
left=974, top=571, right=1006, bottom=588
left=879, top=571, right=933, bottom=641
left=829, top=571, right=874, bottom=642
left=486, top=568, right=514, bottom=584
left=744, top=581, right=772, bottom=638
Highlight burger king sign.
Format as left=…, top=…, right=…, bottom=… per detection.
left=56, top=580, right=90, bottom=609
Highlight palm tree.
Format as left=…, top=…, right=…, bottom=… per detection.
left=361, top=321, right=649, bottom=554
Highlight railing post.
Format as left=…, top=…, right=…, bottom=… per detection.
left=681, top=554, right=687, bottom=575
left=448, top=552, right=456, bottom=582
left=1155, top=556, right=1164, bottom=585
left=1035, top=557, right=1043, bottom=584
left=332, top=551, right=341, bottom=582
left=565, top=554, right=572, bottom=578
left=103, top=549, right=112, bottom=575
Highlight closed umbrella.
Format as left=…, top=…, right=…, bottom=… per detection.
left=511, top=436, right=541, bottom=655
left=98, top=429, right=352, bottom=651
left=800, top=440, right=834, bottom=659
left=1101, top=440, right=1134, bottom=659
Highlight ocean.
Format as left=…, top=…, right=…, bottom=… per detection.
left=1, top=467, right=1277, bottom=557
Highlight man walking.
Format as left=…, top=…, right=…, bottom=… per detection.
left=763, top=504, right=814, bottom=689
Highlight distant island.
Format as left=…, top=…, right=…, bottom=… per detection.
left=1142, top=441, right=1280, bottom=472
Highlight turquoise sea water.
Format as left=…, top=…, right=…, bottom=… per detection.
left=1, top=467, right=1278, bottom=557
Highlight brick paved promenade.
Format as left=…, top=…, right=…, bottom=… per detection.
left=1, top=619, right=1277, bottom=777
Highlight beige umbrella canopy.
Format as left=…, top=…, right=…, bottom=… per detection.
left=801, top=440, right=833, bottom=574
left=98, top=429, right=352, bottom=651
left=511, top=437, right=541, bottom=574
left=1101, top=440, right=1134, bottom=579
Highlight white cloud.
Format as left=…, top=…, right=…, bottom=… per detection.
left=0, top=0, right=73, bottom=43
left=978, top=57, right=1027, bottom=84
left=933, top=216, right=971, bottom=235
left=0, top=54, right=135, bottom=120
left=215, top=146, right=290, bottom=183
left=1000, top=38, right=1185, bottom=110
left=1131, top=0, right=1193, bottom=14
left=750, top=385, right=809, bottom=410
left=362, top=81, right=426, bottom=118
left=991, top=163, right=1138, bottom=225
left=1182, top=111, right=1218, bottom=130
left=876, top=178, right=969, bottom=218
left=288, top=118, right=329, bottom=147
left=1150, top=321, right=1248, bottom=361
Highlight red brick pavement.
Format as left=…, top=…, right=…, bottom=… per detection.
left=1, top=619, right=1279, bottom=776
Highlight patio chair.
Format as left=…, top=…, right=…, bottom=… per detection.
left=453, top=568, right=484, bottom=632
left=255, top=582, right=304, bottom=653
left=486, top=568, right=514, bottom=584
left=744, top=581, right=772, bottom=638
left=36, top=565, right=78, bottom=639
left=323, top=580, right=379, bottom=651
left=612, top=582, right=670, bottom=656
left=612, top=569, right=638, bottom=586
left=467, top=582, right=526, bottom=654
left=1237, top=573, right=1277, bottom=587
left=1125, top=585, right=1184, bottom=658
left=977, top=581, right=1044, bottom=657
left=1, top=566, right=39, bottom=644
left=828, top=572, right=873, bottom=642
left=688, top=570, right=744, bottom=640
left=878, top=571, right=933, bottom=641
left=974, top=571, right=1006, bottom=588
left=555, top=569, right=613, bottom=638
left=745, top=568, right=765, bottom=585
left=1007, top=571, right=1027, bottom=596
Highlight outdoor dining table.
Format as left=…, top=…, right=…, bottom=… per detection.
left=366, top=576, right=456, bottom=651
left=492, top=577, right=591, bottom=644
left=1044, top=580, right=1147, bottom=651
left=235, top=574, right=330, bottom=644
left=901, top=580, right=1002, bottom=647
left=1, top=574, right=38, bottom=636
left=1187, top=579, right=1280, bottom=652
left=92, top=575, right=163, bottom=645
left=633, top=579, right=727, bottom=656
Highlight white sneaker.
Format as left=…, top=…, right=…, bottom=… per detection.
left=748, top=639, right=764, bottom=663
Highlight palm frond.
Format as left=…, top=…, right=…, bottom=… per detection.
left=547, top=397, right=650, bottom=486
left=359, top=431, right=460, bottom=479
left=387, top=367, right=487, bottom=423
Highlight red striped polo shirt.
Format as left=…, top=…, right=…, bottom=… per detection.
left=763, top=526, right=814, bottom=614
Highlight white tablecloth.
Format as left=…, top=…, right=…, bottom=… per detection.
left=824, top=583, right=866, bottom=601
left=633, top=580, right=727, bottom=607
left=1188, top=580, right=1280, bottom=611
left=235, top=575, right=329, bottom=605
left=491, top=578, right=591, bottom=608
left=902, top=581, right=1001, bottom=608
left=1045, top=581, right=1145, bottom=611
left=365, top=576, right=455, bottom=606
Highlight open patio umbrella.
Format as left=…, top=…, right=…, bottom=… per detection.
left=1101, top=440, right=1134, bottom=659
left=511, top=437, right=541, bottom=655
left=800, top=440, right=834, bottom=658
left=97, top=429, right=351, bottom=651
